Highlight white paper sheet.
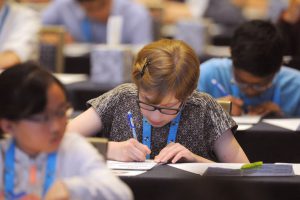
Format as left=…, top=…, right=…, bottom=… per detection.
left=107, top=160, right=158, bottom=171
left=237, top=124, right=253, bottom=131
left=111, top=170, right=147, bottom=176
left=232, top=115, right=261, bottom=124
left=64, top=43, right=92, bottom=57
left=262, top=119, right=300, bottom=131
left=168, top=163, right=243, bottom=175
left=54, top=73, right=88, bottom=85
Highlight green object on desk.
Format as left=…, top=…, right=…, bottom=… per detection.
left=241, top=161, right=263, bottom=170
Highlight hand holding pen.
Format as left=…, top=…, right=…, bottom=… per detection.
left=127, top=111, right=137, bottom=139
left=211, top=79, right=244, bottom=116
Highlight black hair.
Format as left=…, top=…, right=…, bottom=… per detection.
left=230, top=20, right=284, bottom=77
left=0, top=61, right=67, bottom=135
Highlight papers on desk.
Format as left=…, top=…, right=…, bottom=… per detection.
left=203, top=164, right=294, bottom=176
left=168, top=163, right=243, bottom=176
left=107, top=160, right=158, bottom=171
left=111, top=170, right=147, bottom=177
left=232, top=115, right=261, bottom=124
left=232, top=115, right=262, bottom=131
left=54, top=73, right=88, bottom=85
left=64, top=43, right=92, bottom=57
left=107, top=160, right=158, bottom=177
left=169, top=163, right=296, bottom=176
left=262, top=118, right=300, bottom=131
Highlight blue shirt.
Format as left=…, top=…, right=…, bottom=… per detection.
left=42, top=0, right=153, bottom=44
left=198, top=58, right=300, bottom=117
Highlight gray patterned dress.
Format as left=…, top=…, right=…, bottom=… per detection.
left=88, top=83, right=237, bottom=161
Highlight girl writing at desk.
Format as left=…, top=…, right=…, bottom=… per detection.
left=67, top=39, right=249, bottom=164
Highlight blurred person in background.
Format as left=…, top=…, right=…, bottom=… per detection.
left=42, top=0, right=153, bottom=44
left=198, top=20, right=300, bottom=117
left=0, top=0, right=40, bottom=69
left=277, top=0, right=300, bottom=70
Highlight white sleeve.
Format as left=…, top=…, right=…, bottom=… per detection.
left=1, top=4, right=40, bottom=62
left=58, top=133, right=133, bottom=200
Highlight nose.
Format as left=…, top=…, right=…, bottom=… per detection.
left=243, top=87, right=261, bottom=97
left=48, top=116, right=65, bottom=136
left=148, top=109, right=163, bottom=122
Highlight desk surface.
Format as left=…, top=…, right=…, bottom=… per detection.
left=121, top=164, right=300, bottom=200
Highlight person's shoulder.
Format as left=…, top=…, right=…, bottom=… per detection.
left=116, top=0, right=149, bottom=15
left=112, top=83, right=137, bottom=97
left=9, top=2, right=39, bottom=16
left=188, top=90, right=216, bottom=106
left=278, top=66, right=300, bottom=84
left=60, top=132, right=87, bottom=149
left=201, top=58, right=232, bottom=71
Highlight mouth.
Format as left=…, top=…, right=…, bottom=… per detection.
left=148, top=120, right=164, bottom=127
left=50, top=135, right=63, bottom=145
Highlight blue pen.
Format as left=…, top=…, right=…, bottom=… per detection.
left=211, top=79, right=228, bottom=96
left=127, top=111, right=137, bottom=139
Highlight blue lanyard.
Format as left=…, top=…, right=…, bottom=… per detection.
left=142, top=112, right=182, bottom=159
left=4, top=140, right=57, bottom=199
left=231, top=84, right=281, bottom=112
left=0, top=5, right=9, bottom=32
left=81, top=17, right=92, bottom=42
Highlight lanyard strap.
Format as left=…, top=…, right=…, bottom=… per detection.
left=4, top=141, right=57, bottom=199
left=0, top=5, right=9, bottom=32
left=142, top=113, right=182, bottom=159
left=81, top=17, right=92, bottom=42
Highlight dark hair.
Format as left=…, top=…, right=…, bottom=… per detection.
left=0, top=61, right=67, bottom=135
left=230, top=20, right=284, bottom=77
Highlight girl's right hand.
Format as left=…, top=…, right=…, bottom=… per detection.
left=108, top=139, right=151, bottom=162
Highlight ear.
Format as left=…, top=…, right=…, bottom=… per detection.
left=0, top=119, right=16, bottom=136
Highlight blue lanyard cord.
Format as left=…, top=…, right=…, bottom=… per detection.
left=43, top=152, right=57, bottom=196
left=81, top=18, right=92, bottom=42
left=0, top=5, right=9, bottom=32
left=142, top=113, right=182, bottom=159
left=4, top=140, right=15, bottom=197
left=4, top=141, right=57, bottom=198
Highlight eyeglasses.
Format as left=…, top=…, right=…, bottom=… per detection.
left=25, top=103, right=73, bottom=124
left=231, top=78, right=273, bottom=92
left=137, top=100, right=184, bottom=115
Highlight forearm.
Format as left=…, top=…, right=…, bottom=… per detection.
left=194, top=154, right=215, bottom=163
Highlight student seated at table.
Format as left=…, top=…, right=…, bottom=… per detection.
left=42, top=0, right=153, bottom=44
left=0, top=0, right=40, bottom=69
left=67, top=39, right=249, bottom=164
left=277, top=0, right=300, bottom=70
left=198, top=20, right=300, bottom=117
left=0, top=62, right=132, bottom=200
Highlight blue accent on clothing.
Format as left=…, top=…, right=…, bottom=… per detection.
left=81, top=17, right=93, bottom=42
left=142, top=113, right=182, bottom=159
left=4, top=140, right=57, bottom=198
left=0, top=5, right=9, bottom=32
left=198, top=58, right=300, bottom=116
left=42, top=0, right=153, bottom=44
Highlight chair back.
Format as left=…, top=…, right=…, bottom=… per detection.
left=87, top=137, right=108, bottom=160
left=216, top=100, right=232, bottom=115
left=39, top=26, right=65, bottom=72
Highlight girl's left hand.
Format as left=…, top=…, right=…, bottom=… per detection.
left=154, top=142, right=197, bottom=163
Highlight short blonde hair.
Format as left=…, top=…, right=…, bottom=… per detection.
left=132, top=39, right=200, bottom=104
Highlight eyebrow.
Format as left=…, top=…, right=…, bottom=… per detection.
left=141, top=95, right=179, bottom=107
